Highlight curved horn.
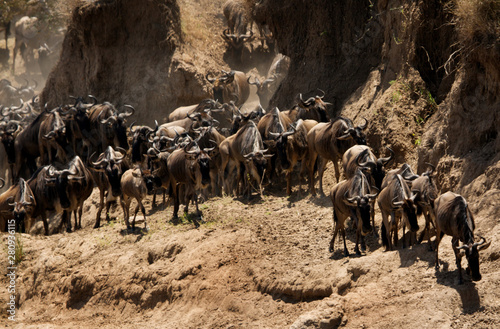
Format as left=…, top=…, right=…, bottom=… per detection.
left=356, top=148, right=371, bottom=168
left=205, top=72, right=216, bottom=83
left=0, top=178, right=4, bottom=189
left=391, top=196, right=404, bottom=208
left=359, top=117, right=368, bottom=130
left=88, top=95, right=98, bottom=105
left=100, top=114, right=116, bottom=125
left=377, top=147, right=394, bottom=166
left=129, top=121, right=136, bottom=132
left=317, top=89, right=325, bottom=99
left=120, top=104, right=135, bottom=117
left=424, top=162, right=435, bottom=176
left=247, top=76, right=261, bottom=88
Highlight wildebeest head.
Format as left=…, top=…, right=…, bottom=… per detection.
left=45, top=164, right=83, bottom=209
left=99, top=103, right=134, bottom=150
left=295, top=91, right=330, bottom=122
left=248, top=75, right=276, bottom=108
left=91, top=146, right=127, bottom=197
left=131, top=120, right=158, bottom=163
left=184, top=142, right=215, bottom=189
left=10, top=178, right=36, bottom=230
left=344, top=169, right=378, bottom=236
left=357, top=147, right=394, bottom=190
left=244, top=150, right=272, bottom=183
left=270, top=124, right=296, bottom=170
left=456, top=236, right=490, bottom=281
left=391, top=187, right=419, bottom=233
left=222, top=28, right=254, bottom=50
left=337, top=117, right=368, bottom=145
left=206, top=70, right=237, bottom=103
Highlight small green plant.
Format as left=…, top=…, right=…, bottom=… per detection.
left=391, top=90, right=402, bottom=103
left=415, top=116, right=425, bottom=125
left=14, top=233, right=25, bottom=264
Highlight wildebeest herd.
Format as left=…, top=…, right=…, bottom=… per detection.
left=0, top=0, right=491, bottom=286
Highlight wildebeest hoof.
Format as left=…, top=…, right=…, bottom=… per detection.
left=170, top=216, right=180, bottom=225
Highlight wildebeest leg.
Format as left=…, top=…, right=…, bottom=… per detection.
left=94, top=188, right=105, bottom=228
left=138, top=198, right=147, bottom=229
left=307, top=152, right=318, bottom=196
left=391, top=212, right=398, bottom=248
left=402, top=218, right=406, bottom=249
left=317, top=157, right=328, bottom=196
left=62, top=210, right=72, bottom=233
left=329, top=209, right=340, bottom=253
left=41, top=214, right=49, bottom=236
left=286, top=170, right=293, bottom=196
left=379, top=208, right=392, bottom=251
left=76, top=208, right=82, bottom=230
left=193, top=192, right=203, bottom=227
left=171, top=184, right=180, bottom=224
left=434, top=229, right=444, bottom=269
left=120, top=195, right=130, bottom=230
left=451, top=237, right=464, bottom=284
left=152, top=190, right=157, bottom=208
left=371, top=206, right=378, bottom=238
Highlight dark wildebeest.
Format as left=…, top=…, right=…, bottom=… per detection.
left=412, top=163, right=438, bottom=248
left=284, top=92, right=330, bottom=123
left=307, top=117, right=368, bottom=196
left=120, top=167, right=155, bottom=230
left=380, top=163, right=419, bottom=190
left=0, top=120, right=22, bottom=183
left=219, top=120, right=271, bottom=197
left=13, top=108, right=50, bottom=180
left=206, top=70, right=250, bottom=106
left=342, top=145, right=393, bottom=233
left=86, top=101, right=133, bottom=157
left=27, top=162, right=85, bottom=235
left=90, top=146, right=130, bottom=229
left=130, top=120, right=158, bottom=164
left=222, top=0, right=253, bottom=57
left=269, top=119, right=310, bottom=196
left=257, top=107, right=292, bottom=182
left=57, top=156, right=94, bottom=232
left=167, top=141, right=214, bottom=226
left=39, top=108, right=69, bottom=165
left=342, top=145, right=394, bottom=190
left=434, top=191, right=491, bottom=284
left=329, top=167, right=378, bottom=256
left=378, top=174, right=419, bottom=251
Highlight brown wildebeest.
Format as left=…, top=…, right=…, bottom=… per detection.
left=433, top=191, right=491, bottom=284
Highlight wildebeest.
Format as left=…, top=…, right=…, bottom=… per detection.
left=223, top=0, right=250, bottom=35
left=343, top=145, right=394, bottom=190
left=120, top=167, right=155, bottom=230
left=285, top=92, right=330, bottom=123
left=130, top=120, right=158, bottom=164
left=380, top=163, right=420, bottom=190
left=248, top=54, right=290, bottom=109
left=307, top=117, right=368, bottom=195
left=0, top=18, right=10, bottom=49
left=167, top=141, right=214, bottom=226
left=27, top=162, right=86, bottom=235
left=38, top=108, right=69, bottom=165
left=87, top=101, right=133, bottom=157
left=219, top=120, right=271, bottom=197
left=0, top=178, right=36, bottom=233
left=90, top=146, right=130, bottom=229
left=378, top=174, right=419, bottom=251
left=434, top=191, right=491, bottom=284
left=269, top=119, right=310, bottom=195
left=57, top=156, right=94, bottom=232
left=168, top=99, right=221, bottom=122
left=0, top=120, right=21, bottom=183
left=206, top=70, right=250, bottom=106
left=13, top=16, right=47, bottom=74
left=329, top=167, right=378, bottom=256
left=412, top=164, right=438, bottom=247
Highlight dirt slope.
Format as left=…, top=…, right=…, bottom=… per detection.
left=1, top=0, right=499, bottom=328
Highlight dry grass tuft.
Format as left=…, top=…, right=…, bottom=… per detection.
left=454, top=0, right=500, bottom=47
